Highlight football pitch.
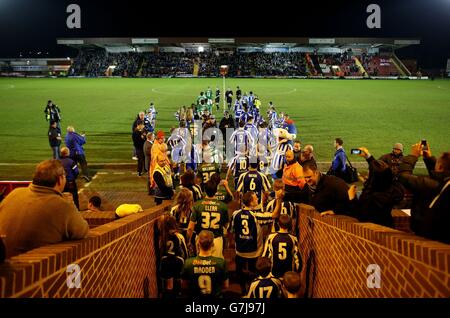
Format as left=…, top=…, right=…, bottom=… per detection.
left=0, top=77, right=449, bottom=179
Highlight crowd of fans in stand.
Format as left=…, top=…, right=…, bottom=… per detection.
left=68, top=49, right=396, bottom=78
left=68, top=51, right=320, bottom=77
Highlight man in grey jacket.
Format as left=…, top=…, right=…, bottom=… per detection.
left=0, top=159, right=89, bottom=259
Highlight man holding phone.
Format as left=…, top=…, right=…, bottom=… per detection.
left=397, top=141, right=450, bottom=244
left=379, top=143, right=404, bottom=176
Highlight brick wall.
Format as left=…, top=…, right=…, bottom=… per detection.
left=298, top=204, right=450, bottom=298
left=0, top=201, right=171, bottom=298
left=81, top=211, right=117, bottom=228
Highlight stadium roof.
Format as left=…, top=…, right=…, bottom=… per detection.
left=57, top=37, right=421, bottom=51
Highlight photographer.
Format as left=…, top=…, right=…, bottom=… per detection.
left=397, top=142, right=450, bottom=243
left=348, top=147, right=404, bottom=228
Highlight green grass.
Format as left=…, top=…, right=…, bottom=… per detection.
left=0, top=77, right=449, bottom=179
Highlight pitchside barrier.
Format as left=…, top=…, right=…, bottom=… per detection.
left=0, top=181, right=31, bottom=199
left=0, top=201, right=448, bottom=298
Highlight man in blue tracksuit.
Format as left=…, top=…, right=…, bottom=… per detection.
left=281, top=114, right=297, bottom=146
left=65, top=126, right=91, bottom=182
left=330, top=137, right=347, bottom=181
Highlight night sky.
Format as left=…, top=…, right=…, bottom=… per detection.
left=0, top=0, right=449, bottom=69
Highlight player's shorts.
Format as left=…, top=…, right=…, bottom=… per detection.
left=207, top=99, right=213, bottom=106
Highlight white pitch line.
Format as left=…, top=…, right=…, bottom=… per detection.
left=92, top=175, right=98, bottom=180
left=113, top=172, right=125, bottom=175
left=96, top=172, right=108, bottom=175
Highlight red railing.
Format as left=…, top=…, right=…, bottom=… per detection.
left=0, top=181, right=31, bottom=199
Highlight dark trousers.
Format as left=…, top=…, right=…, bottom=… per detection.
left=136, top=148, right=144, bottom=174
left=73, top=154, right=89, bottom=178
left=64, top=180, right=79, bottom=210
left=235, top=255, right=257, bottom=294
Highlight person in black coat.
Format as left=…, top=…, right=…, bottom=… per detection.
left=132, top=122, right=146, bottom=176
left=48, top=121, right=62, bottom=159
left=397, top=142, right=450, bottom=243
left=348, top=147, right=404, bottom=228
left=303, top=163, right=354, bottom=216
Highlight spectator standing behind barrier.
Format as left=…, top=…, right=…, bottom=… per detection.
left=59, top=147, right=80, bottom=209
left=300, top=145, right=317, bottom=169
left=65, top=126, right=90, bottom=182
left=328, top=138, right=347, bottom=181
left=143, top=132, right=154, bottom=173
left=150, top=131, right=169, bottom=191
left=153, top=154, right=174, bottom=205
left=293, top=141, right=302, bottom=163
left=398, top=143, right=450, bottom=244
left=0, top=160, right=89, bottom=259
left=282, top=150, right=306, bottom=202
left=348, top=147, right=404, bottom=228
left=303, top=163, right=354, bottom=216
left=181, top=230, right=229, bottom=298
left=48, top=121, right=62, bottom=159
left=87, top=196, right=102, bottom=212
left=132, top=121, right=146, bottom=176
left=379, top=143, right=404, bottom=176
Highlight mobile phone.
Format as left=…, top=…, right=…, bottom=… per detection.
left=421, top=139, right=428, bottom=151
left=351, top=149, right=361, bottom=155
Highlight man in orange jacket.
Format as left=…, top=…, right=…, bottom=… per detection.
left=149, top=130, right=170, bottom=190
left=282, top=150, right=307, bottom=203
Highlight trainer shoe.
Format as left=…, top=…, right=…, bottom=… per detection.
left=132, top=156, right=138, bottom=160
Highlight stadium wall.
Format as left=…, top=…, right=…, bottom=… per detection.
left=0, top=201, right=171, bottom=298
left=298, top=204, right=450, bottom=298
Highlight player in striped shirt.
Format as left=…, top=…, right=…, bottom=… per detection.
left=270, top=128, right=293, bottom=179
left=265, top=179, right=298, bottom=234
left=229, top=121, right=254, bottom=156
left=236, top=161, right=272, bottom=211
left=246, top=257, right=283, bottom=299
left=230, top=191, right=266, bottom=294
left=226, top=153, right=250, bottom=188
left=159, top=215, right=188, bottom=297
left=262, top=214, right=302, bottom=278
left=170, top=188, right=194, bottom=241
left=267, top=104, right=277, bottom=129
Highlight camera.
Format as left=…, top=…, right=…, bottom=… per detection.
left=351, top=149, right=361, bottom=155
